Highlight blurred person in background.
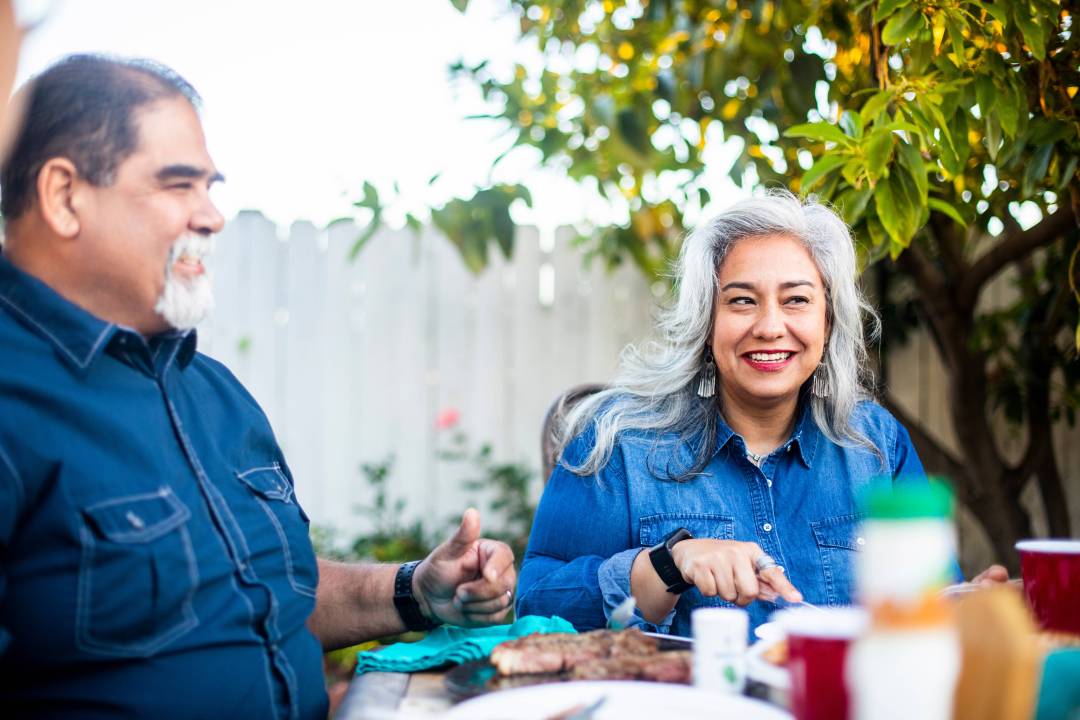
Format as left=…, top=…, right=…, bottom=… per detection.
left=516, top=191, right=1007, bottom=636
left=0, top=54, right=515, bottom=718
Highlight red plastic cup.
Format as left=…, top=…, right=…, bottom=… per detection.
left=1016, top=539, right=1080, bottom=634
left=776, top=607, right=867, bottom=720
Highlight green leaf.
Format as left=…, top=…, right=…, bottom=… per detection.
left=896, top=139, right=928, bottom=202
left=975, top=76, right=995, bottom=117
left=837, top=185, right=874, bottom=224
left=1013, top=7, right=1047, bottom=60
left=945, top=12, right=967, bottom=64
left=863, top=127, right=895, bottom=182
left=1058, top=155, right=1079, bottom=191
left=1022, top=144, right=1054, bottom=197
left=785, top=122, right=855, bottom=146
left=985, top=114, right=1002, bottom=161
left=800, top=153, right=849, bottom=192
left=874, top=0, right=912, bottom=23
left=875, top=174, right=904, bottom=244
left=449, top=0, right=469, bottom=12
left=840, top=110, right=864, bottom=140
left=842, top=158, right=864, bottom=186
left=927, top=197, right=966, bottom=226
left=882, top=6, right=924, bottom=45
left=859, top=91, right=894, bottom=124
left=997, top=76, right=1022, bottom=138
left=983, top=3, right=1009, bottom=25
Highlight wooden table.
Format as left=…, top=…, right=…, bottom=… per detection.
left=336, top=670, right=456, bottom=720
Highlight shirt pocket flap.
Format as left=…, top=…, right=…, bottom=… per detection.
left=811, top=513, right=865, bottom=551
left=235, top=465, right=294, bottom=502
left=639, top=512, right=735, bottom=547
left=82, top=490, right=190, bottom=543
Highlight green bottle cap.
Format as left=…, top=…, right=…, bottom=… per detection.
left=865, top=479, right=955, bottom=519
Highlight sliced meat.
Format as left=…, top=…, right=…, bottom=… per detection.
left=568, top=650, right=692, bottom=684
left=491, top=629, right=661, bottom=676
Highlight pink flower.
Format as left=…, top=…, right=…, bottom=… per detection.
left=436, top=407, right=460, bottom=430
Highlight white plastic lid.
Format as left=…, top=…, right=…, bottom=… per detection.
left=1015, top=539, right=1080, bottom=554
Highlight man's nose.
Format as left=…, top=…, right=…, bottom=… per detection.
left=192, top=197, right=225, bottom=235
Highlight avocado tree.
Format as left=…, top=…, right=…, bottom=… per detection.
left=427, top=0, right=1077, bottom=569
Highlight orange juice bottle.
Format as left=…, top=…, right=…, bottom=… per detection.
left=847, top=482, right=961, bottom=720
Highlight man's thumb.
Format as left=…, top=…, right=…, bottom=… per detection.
left=445, top=507, right=480, bottom=555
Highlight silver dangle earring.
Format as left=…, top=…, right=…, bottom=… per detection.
left=811, top=362, right=830, bottom=398
left=697, top=352, right=716, bottom=398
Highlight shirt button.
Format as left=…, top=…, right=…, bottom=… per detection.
left=856, top=537, right=866, bottom=546
left=765, top=478, right=773, bottom=488
left=763, top=523, right=773, bottom=532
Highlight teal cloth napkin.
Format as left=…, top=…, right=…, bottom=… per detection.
left=1035, top=649, right=1080, bottom=720
left=355, top=615, right=577, bottom=675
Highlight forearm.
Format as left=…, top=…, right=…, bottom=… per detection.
left=630, top=548, right=679, bottom=624
left=307, top=559, right=409, bottom=651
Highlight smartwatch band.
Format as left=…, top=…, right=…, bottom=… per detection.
left=393, top=560, right=441, bottom=632
left=648, top=527, right=694, bottom=594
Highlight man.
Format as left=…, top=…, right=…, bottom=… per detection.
left=0, top=54, right=516, bottom=718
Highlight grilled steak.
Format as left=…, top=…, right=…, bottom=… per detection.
left=569, top=650, right=692, bottom=684
left=490, top=629, right=661, bottom=676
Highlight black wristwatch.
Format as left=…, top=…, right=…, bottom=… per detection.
left=393, top=560, right=441, bottom=632
left=648, top=527, right=694, bottom=594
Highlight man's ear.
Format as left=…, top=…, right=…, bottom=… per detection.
left=35, top=157, right=82, bottom=238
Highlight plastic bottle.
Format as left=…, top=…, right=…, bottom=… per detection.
left=847, top=482, right=961, bottom=720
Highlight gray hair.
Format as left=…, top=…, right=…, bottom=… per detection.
left=560, top=189, right=881, bottom=478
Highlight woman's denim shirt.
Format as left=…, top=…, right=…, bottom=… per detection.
left=516, top=400, right=928, bottom=636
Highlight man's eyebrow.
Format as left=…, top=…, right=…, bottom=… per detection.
left=155, top=164, right=226, bottom=184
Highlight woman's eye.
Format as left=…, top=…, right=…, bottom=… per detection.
left=729, top=296, right=754, bottom=306
left=786, top=296, right=810, bottom=305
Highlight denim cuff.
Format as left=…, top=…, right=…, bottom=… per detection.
left=597, top=547, right=677, bottom=633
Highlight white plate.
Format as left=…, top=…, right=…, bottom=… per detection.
left=442, top=680, right=792, bottom=720
left=747, top=637, right=790, bottom=691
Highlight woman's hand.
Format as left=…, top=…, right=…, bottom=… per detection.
left=670, top=539, right=803, bottom=606
left=971, top=564, right=1010, bottom=586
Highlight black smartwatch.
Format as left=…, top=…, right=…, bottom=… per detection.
left=648, top=527, right=694, bottom=594
left=393, top=560, right=441, bottom=632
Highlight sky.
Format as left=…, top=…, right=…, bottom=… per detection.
left=14, top=0, right=693, bottom=232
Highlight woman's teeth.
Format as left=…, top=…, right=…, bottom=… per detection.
left=749, top=352, right=792, bottom=362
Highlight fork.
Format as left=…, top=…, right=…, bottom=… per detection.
left=560, top=695, right=608, bottom=720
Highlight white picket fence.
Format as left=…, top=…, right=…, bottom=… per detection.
left=199, top=212, right=656, bottom=545
left=200, top=213, right=1080, bottom=566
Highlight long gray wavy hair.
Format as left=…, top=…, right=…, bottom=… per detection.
left=560, top=189, right=881, bottom=479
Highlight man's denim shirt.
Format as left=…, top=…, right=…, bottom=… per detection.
left=0, top=256, right=326, bottom=719
left=516, top=397, right=929, bottom=636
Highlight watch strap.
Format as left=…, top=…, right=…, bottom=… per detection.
left=649, top=527, right=694, bottom=594
left=393, top=560, right=441, bottom=632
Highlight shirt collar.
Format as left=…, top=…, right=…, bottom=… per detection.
left=712, top=392, right=820, bottom=469
left=0, top=253, right=198, bottom=373
left=0, top=253, right=117, bottom=373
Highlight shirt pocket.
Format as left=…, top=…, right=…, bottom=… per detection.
left=76, top=487, right=199, bottom=657
left=235, top=464, right=317, bottom=597
left=810, top=513, right=865, bottom=606
left=639, top=512, right=737, bottom=610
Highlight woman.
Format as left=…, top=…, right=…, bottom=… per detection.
left=516, top=191, right=1004, bottom=635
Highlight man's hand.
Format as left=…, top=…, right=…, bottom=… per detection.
left=412, top=508, right=516, bottom=627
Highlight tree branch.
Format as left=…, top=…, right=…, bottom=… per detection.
left=880, top=393, right=970, bottom=505
left=959, top=205, right=1077, bottom=307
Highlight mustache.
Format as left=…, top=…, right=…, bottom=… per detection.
left=165, top=233, right=216, bottom=270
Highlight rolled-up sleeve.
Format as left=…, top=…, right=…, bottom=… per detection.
left=516, top=431, right=673, bottom=633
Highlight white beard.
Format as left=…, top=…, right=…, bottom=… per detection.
left=154, top=234, right=215, bottom=331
